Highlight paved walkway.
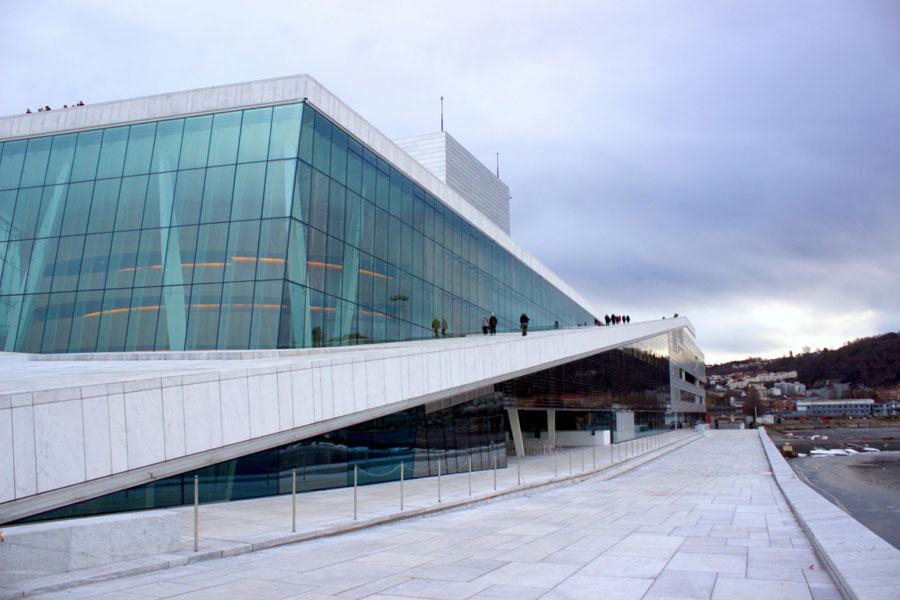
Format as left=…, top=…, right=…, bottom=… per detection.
left=23, top=431, right=841, bottom=599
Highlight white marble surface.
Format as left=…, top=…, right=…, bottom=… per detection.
left=0, top=409, right=13, bottom=503
left=0, top=510, right=180, bottom=584
left=1, top=319, right=704, bottom=522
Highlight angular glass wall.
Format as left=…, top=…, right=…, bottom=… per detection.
left=0, top=103, right=595, bottom=353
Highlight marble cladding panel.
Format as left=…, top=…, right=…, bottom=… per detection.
left=81, top=396, right=112, bottom=481
left=0, top=409, right=13, bottom=502
left=330, top=363, right=354, bottom=418
left=0, top=511, right=180, bottom=584
left=162, top=386, right=186, bottom=460
left=219, top=377, right=251, bottom=446
left=365, top=359, right=387, bottom=409
left=310, top=368, right=323, bottom=423
left=276, top=371, right=293, bottom=430
left=11, top=406, right=36, bottom=499
left=34, top=400, right=85, bottom=493
left=319, top=365, right=334, bottom=421
left=248, top=373, right=279, bottom=439
left=406, top=353, right=425, bottom=399
left=383, top=358, right=402, bottom=408
left=124, top=389, right=165, bottom=470
left=423, top=352, right=443, bottom=395
left=352, top=362, right=368, bottom=413
left=289, top=368, right=315, bottom=427
left=107, top=393, right=127, bottom=473
left=182, top=382, right=222, bottom=455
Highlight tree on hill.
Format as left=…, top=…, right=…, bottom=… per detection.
left=742, top=388, right=767, bottom=426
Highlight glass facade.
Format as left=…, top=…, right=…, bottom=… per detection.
left=500, top=334, right=672, bottom=439
left=0, top=103, right=594, bottom=353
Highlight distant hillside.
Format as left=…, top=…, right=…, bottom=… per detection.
left=709, top=332, right=900, bottom=388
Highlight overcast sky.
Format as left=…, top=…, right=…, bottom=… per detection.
left=2, top=1, right=898, bottom=364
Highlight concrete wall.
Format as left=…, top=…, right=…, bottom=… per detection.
left=0, top=319, right=695, bottom=522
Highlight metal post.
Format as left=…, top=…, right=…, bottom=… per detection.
left=353, top=466, right=358, bottom=521
left=438, top=461, right=442, bottom=503
left=493, top=454, right=497, bottom=491
left=193, top=475, right=199, bottom=552
left=517, top=455, right=521, bottom=485
left=581, top=447, right=585, bottom=472
left=468, top=456, right=472, bottom=497
left=569, top=452, right=572, bottom=476
left=400, top=462, right=404, bottom=511
left=554, top=449, right=558, bottom=478
left=291, top=468, right=296, bottom=533
left=592, top=443, right=596, bottom=469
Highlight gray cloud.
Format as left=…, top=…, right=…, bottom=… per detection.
left=2, top=0, right=898, bottom=362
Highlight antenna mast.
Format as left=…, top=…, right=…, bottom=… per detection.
left=496, top=152, right=499, bottom=178
left=440, top=96, right=444, bottom=132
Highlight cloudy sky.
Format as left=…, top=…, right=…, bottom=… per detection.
left=2, top=1, right=898, bottom=364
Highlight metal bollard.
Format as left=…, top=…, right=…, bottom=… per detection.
left=193, top=475, right=199, bottom=552
left=353, top=466, right=358, bottom=521
left=592, top=443, right=596, bottom=469
left=468, top=456, right=472, bottom=497
left=581, top=447, right=585, bottom=472
left=493, top=454, right=497, bottom=491
left=438, top=461, right=442, bottom=503
left=517, top=456, right=521, bottom=485
left=554, top=449, right=558, bottom=478
left=400, top=462, right=404, bottom=511
left=291, top=469, right=297, bottom=533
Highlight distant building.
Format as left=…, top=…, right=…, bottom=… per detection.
left=796, top=399, right=874, bottom=418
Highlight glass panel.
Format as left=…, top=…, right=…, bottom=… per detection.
left=325, top=236, right=343, bottom=298
left=79, top=233, right=111, bottom=290
left=71, top=130, right=102, bottom=182
left=60, top=181, right=93, bottom=236
left=327, top=184, right=345, bottom=238
left=17, top=293, right=49, bottom=353
left=10, top=187, right=41, bottom=240
left=45, top=134, right=77, bottom=185
left=261, top=159, right=295, bottom=218
left=199, top=165, right=234, bottom=223
left=51, top=235, right=84, bottom=292
left=123, top=123, right=157, bottom=176
left=0, top=140, right=27, bottom=189
left=256, top=219, right=287, bottom=280
left=134, top=228, right=166, bottom=288
left=192, top=223, right=228, bottom=284
left=163, top=225, right=197, bottom=286
left=179, top=115, right=212, bottom=170
left=114, top=175, right=148, bottom=231
left=307, top=228, right=326, bottom=292
left=286, top=220, right=308, bottom=286
left=292, top=161, right=311, bottom=223
left=207, top=111, right=242, bottom=167
left=125, top=286, right=161, bottom=351
left=69, top=290, right=103, bottom=352
left=185, top=283, right=222, bottom=350
left=141, top=172, right=176, bottom=229
left=217, top=282, right=253, bottom=349
left=0, top=240, right=33, bottom=295
left=96, top=127, right=129, bottom=179
left=237, top=107, right=272, bottom=163
left=95, top=288, right=131, bottom=352
left=35, top=185, right=67, bottom=239
left=171, top=168, right=204, bottom=226
left=231, top=162, right=265, bottom=220
left=87, top=178, right=120, bottom=234
left=344, top=191, right=362, bottom=248
left=278, top=281, right=307, bottom=349
left=312, top=111, right=332, bottom=173
left=24, top=237, right=58, bottom=294
left=155, top=285, right=190, bottom=351
left=0, top=191, right=12, bottom=241
left=346, top=148, right=362, bottom=195
left=330, top=126, right=347, bottom=184
left=299, top=104, right=315, bottom=164
left=20, top=137, right=52, bottom=188
left=150, top=119, right=184, bottom=173
left=309, top=168, right=328, bottom=232
left=268, top=104, right=302, bottom=160
left=105, top=230, right=139, bottom=289
left=223, top=220, right=259, bottom=282
left=249, top=280, right=282, bottom=348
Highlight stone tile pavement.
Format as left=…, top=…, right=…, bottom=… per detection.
left=16, top=431, right=845, bottom=599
